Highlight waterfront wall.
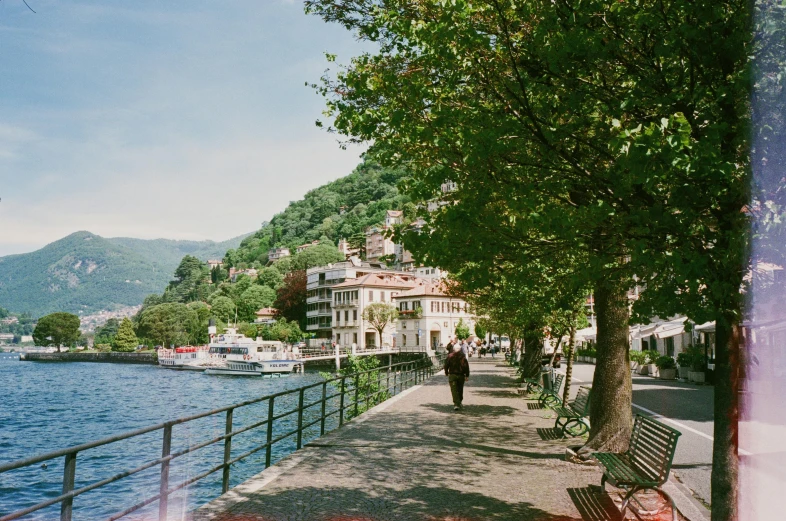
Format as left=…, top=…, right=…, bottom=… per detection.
left=20, top=352, right=157, bottom=364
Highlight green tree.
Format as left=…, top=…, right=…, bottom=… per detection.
left=112, top=318, right=138, bottom=352
left=257, top=266, right=284, bottom=290
left=209, top=296, right=237, bottom=323
left=289, top=243, right=345, bottom=271
left=137, top=303, right=197, bottom=347
left=454, top=318, right=470, bottom=340
left=94, top=318, right=120, bottom=345
left=307, top=8, right=750, bottom=518
left=362, top=302, right=398, bottom=347
left=187, top=301, right=211, bottom=344
left=473, top=322, right=486, bottom=342
left=32, top=312, right=81, bottom=348
left=237, top=285, right=276, bottom=322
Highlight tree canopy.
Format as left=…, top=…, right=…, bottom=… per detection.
left=32, top=312, right=81, bottom=348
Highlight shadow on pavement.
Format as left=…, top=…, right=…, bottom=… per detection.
left=537, top=428, right=563, bottom=441
left=567, top=486, right=620, bottom=521
left=204, top=484, right=583, bottom=521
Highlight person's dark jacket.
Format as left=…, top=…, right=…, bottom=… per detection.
left=444, top=351, right=470, bottom=377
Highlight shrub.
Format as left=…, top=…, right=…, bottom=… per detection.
left=629, top=350, right=648, bottom=364
left=655, top=355, right=676, bottom=370
left=685, top=346, right=706, bottom=371
left=676, top=352, right=691, bottom=367
left=645, top=349, right=660, bottom=364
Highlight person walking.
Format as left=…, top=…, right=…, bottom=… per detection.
left=444, top=343, right=470, bottom=410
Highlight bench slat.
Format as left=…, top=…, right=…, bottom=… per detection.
left=595, top=414, right=681, bottom=489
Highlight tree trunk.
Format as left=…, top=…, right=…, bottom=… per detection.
left=711, top=313, right=740, bottom=521
left=519, top=329, right=543, bottom=379
left=578, top=277, right=632, bottom=455
left=563, top=323, right=577, bottom=403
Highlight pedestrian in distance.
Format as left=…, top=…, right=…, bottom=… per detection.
left=444, top=343, right=470, bottom=410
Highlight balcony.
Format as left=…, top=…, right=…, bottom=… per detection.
left=333, top=301, right=358, bottom=309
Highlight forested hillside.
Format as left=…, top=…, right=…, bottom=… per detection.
left=226, top=160, right=412, bottom=268
left=0, top=232, right=249, bottom=317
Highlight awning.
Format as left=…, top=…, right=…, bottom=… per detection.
left=630, top=323, right=658, bottom=341
left=574, top=326, right=596, bottom=342
left=654, top=317, right=687, bottom=339
left=694, top=321, right=716, bottom=333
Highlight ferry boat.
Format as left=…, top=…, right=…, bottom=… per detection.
left=158, top=345, right=209, bottom=370
left=201, top=327, right=302, bottom=376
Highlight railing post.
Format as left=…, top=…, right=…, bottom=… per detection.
left=353, top=373, right=360, bottom=418
left=222, top=408, right=233, bottom=493
left=393, top=370, right=398, bottom=395
left=60, top=452, right=77, bottom=521
left=339, top=377, right=346, bottom=426
left=296, top=388, right=305, bottom=449
left=376, top=369, right=382, bottom=404
left=265, top=397, right=275, bottom=468
left=158, top=424, right=172, bottom=521
left=320, top=382, right=327, bottom=435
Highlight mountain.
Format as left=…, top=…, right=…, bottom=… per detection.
left=231, top=160, right=412, bottom=266
left=0, top=231, right=250, bottom=317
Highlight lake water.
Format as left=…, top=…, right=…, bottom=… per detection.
left=0, top=353, right=338, bottom=520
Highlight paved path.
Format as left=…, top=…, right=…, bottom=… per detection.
left=191, top=359, right=691, bottom=521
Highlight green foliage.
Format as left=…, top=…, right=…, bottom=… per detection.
left=94, top=318, right=120, bottom=346
left=259, top=318, right=303, bottom=343
left=209, top=296, right=237, bottom=323
left=362, top=302, right=398, bottom=346
left=0, top=231, right=249, bottom=316
left=655, top=355, right=677, bottom=370
left=454, top=318, right=470, bottom=340
left=32, top=312, right=81, bottom=347
left=684, top=346, right=706, bottom=372
left=112, top=318, right=139, bottom=352
left=136, top=303, right=198, bottom=347
left=232, top=159, right=411, bottom=263
left=257, top=267, right=284, bottom=290
left=321, top=355, right=389, bottom=421
left=629, top=351, right=648, bottom=365
left=473, top=322, right=487, bottom=341
left=237, top=285, right=276, bottom=322
left=676, top=351, right=692, bottom=368
left=238, top=323, right=258, bottom=339
left=644, top=350, right=661, bottom=365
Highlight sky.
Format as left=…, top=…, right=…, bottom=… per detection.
left=0, top=0, right=370, bottom=256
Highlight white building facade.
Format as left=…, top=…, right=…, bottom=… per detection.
left=331, top=273, right=419, bottom=349
left=393, top=281, right=476, bottom=352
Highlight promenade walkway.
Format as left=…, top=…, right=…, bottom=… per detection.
left=191, top=359, right=697, bottom=521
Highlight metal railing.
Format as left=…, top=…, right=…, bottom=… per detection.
left=0, top=355, right=444, bottom=521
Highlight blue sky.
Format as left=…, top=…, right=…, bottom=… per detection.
left=0, top=0, right=369, bottom=256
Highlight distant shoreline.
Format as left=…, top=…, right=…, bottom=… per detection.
left=20, top=352, right=157, bottom=365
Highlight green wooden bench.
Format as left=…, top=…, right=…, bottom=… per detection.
left=551, top=385, right=591, bottom=436
left=517, top=368, right=552, bottom=395
left=537, top=372, right=564, bottom=407
left=594, top=414, right=682, bottom=521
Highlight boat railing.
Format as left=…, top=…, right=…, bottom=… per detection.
left=0, top=354, right=445, bottom=521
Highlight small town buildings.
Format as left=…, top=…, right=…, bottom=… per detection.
left=207, top=259, right=224, bottom=270
left=254, top=307, right=278, bottom=325
left=229, top=267, right=258, bottom=282
left=331, top=272, right=420, bottom=349
left=296, top=240, right=320, bottom=254
left=306, top=257, right=390, bottom=339
left=392, top=280, right=476, bottom=352
left=365, top=226, right=396, bottom=262
left=337, top=238, right=359, bottom=258
left=267, top=247, right=291, bottom=263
